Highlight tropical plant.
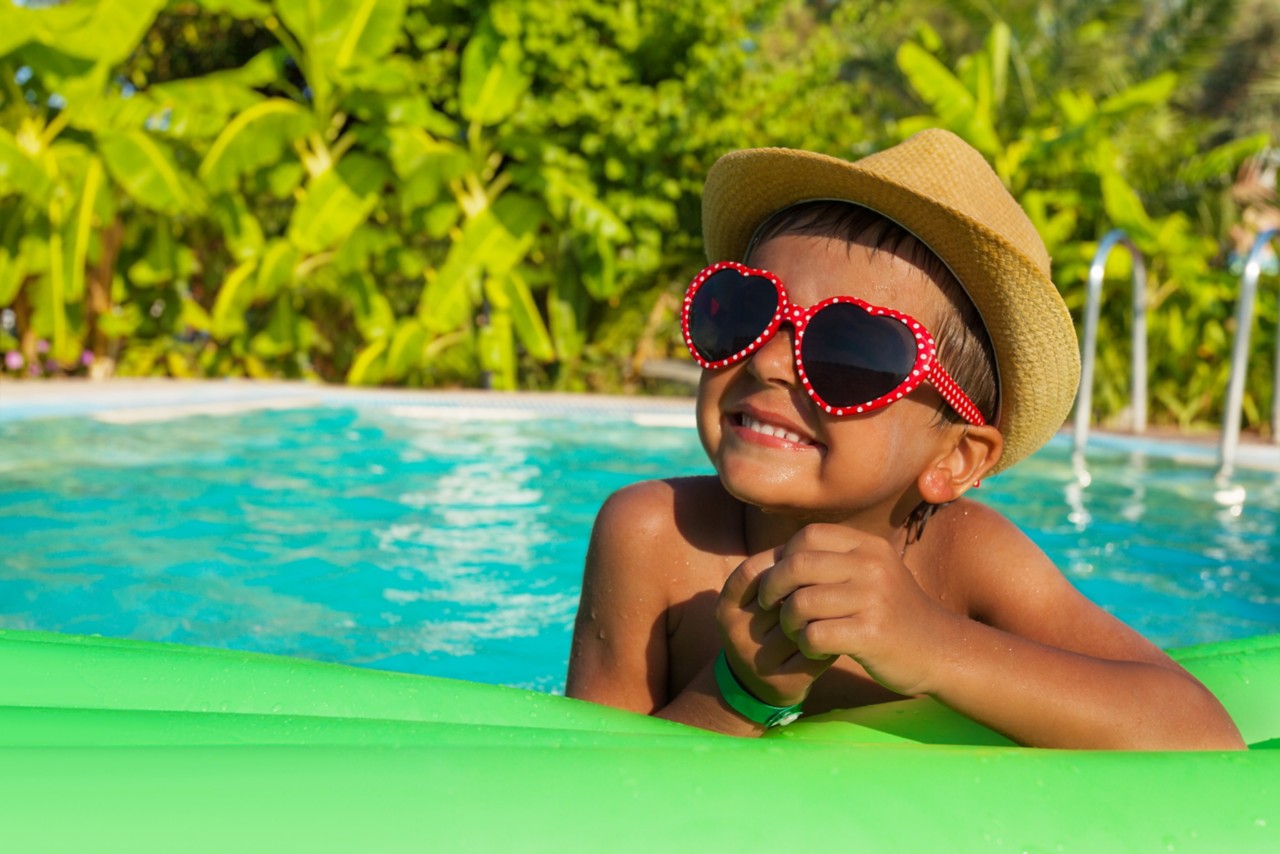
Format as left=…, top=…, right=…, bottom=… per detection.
left=0, top=0, right=855, bottom=390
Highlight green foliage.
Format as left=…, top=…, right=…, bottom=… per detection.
left=881, top=1, right=1277, bottom=433
left=0, top=0, right=1275, bottom=432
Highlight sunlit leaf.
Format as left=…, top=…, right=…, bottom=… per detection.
left=178, top=299, right=211, bottom=334
left=205, top=46, right=290, bottom=89
left=340, top=55, right=417, bottom=94
left=41, top=228, right=74, bottom=363
left=418, top=194, right=544, bottom=332
left=896, top=42, right=999, bottom=154
left=100, top=131, right=204, bottom=215
left=1100, top=172, right=1156, bottom=242
left=198, top=99, right=311, bottom=193
left=987, top=23, right=1010, bottom=108
left=286, top=154, right=387, bottom=254
left=0, top=6, right=36, bottom=56
left=1098, top=72, right=1177, bottom=116
left=63, top=155, right=103, bottom=303
left=97, top=302, right=143, bottom=339
left=277, top=0, right=406, bottom=76
left=387, top=128, right=470, bottom=211
left=419, top=265, right=475, bottom=336
left=346, top=338, right=387, bottom=385
left=148, top=77, right=265, bottom=140
left=24, top=0, right=167, bottom=65
left=128, top=226, right=177, bottom=286
left=0, top=128, right=53, bottom=207
left=340, top=271, right=394, bottom=341
left=256, top=240, right=299, bottom=301
left=1178, top=133, right=1271, bottom=185
left=60, top=85, right=160, bottom=135
left=166, top=350, right=196, bottom=379
left=503, top=270, right=555, bottom=363
left=258, top=161, right=306, bottom=199
left=196, top=0, right=273, bottom=17
left=210, top=193, right=265, bottom=263
left=9, top=42, right=97, bottom=91
left=250, top=298, right=299, bottom=359
left=459, top=24, right=531, bottom=127
left=333, top=0, right=405, bottom=71
left=210, top=259, right=260, bottom=340
left=332, top=224, right=399, bottom=275
left=387, top=128, right=467, bottom=179
left=384, top=318, right=429, bottom=381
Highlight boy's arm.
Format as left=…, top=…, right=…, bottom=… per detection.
left=926, top=505, right=1245, bottom=749
left=565, top=481, right=778, bottom=736
left=755, top=507, right=1244, bottom=749
left=565, top=482, right=672, bottom=714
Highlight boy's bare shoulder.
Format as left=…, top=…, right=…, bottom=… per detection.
left=927, top=496, right=1025, bottom=552
left=923, top=496, right=1174, bottom=668
left=595, top=475, right=744, bottom=556
left=571, top=477, right=738, bottom=711
left=919, top=497, right=1052, bottom=613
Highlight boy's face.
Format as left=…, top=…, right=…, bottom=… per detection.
left=695, top=233, right=965, bottom=530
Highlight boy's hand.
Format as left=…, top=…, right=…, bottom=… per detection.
left=716, top=545, right=836, bottom=709
left=754, top=523, right=960, bottom=697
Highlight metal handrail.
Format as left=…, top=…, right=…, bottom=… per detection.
left=1217, top=227, right=1280, bottom=480
left=1072, top=230, right=1149, bottom=458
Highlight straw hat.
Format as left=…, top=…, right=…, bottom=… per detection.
left=701, top=128, right=1080, bottom=474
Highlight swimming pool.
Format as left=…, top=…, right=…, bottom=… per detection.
left=1, top=383, right=1277, bottom=691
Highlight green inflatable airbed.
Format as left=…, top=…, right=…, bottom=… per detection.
left=0, top=628, right=1276, bottom=852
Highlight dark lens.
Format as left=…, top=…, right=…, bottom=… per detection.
left=801, top=304, right=916, bottom=407
left=688, top=269, right=778, bottom=362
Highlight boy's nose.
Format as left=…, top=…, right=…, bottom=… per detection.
left=746, top=323, right=800, bottom=388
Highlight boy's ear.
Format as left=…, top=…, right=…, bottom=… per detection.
left=917, top=424, right=1004, bottom=503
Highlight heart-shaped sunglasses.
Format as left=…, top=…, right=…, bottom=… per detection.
left=681, top=261, right=986, bottom=425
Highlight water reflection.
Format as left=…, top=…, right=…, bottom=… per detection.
left=1045, top=442, right=1279, bottom=646
left=1, top=408, right=1275, bottom=685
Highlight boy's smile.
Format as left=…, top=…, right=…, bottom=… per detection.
left=696, top=233, right=961, bottom=533
left=731, top=405, right=821, bottom=450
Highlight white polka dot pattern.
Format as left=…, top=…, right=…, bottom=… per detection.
left=681, top=261, right=986, bottom=425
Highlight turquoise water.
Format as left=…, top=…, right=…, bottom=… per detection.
left=1, top=403, right=1277, bottom=692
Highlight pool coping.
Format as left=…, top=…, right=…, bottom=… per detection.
left=0, top=378, right=698, bottom=419
left=2, top=377, right=1278, bottom=473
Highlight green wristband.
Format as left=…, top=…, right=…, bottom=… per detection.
left=713, top=651, right=803, bottom=728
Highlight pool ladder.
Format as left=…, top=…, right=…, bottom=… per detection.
left=1072, top=230, right=1148, bottom=463
left=1217, top=227, right=1280, bottom=481
left=1072, top=227, right=1279, bottom=485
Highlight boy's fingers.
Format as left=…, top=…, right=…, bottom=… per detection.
left=718, top=551, right=786, bottom=646
left=757, top=550, right=851, bottom=609
left=761, top=525, right=903, bottom=609
left=777, top=584, right=851, bottom=635
left=719, top=547, right=784, bottom=608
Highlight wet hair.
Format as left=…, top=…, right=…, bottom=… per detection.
left=745, top=201, right=999, bottom=426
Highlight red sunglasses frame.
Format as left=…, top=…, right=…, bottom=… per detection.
left=681, top=261, right=986, bottom=425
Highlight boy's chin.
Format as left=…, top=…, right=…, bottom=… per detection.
left=716, top=465, right=903, bottom=527
left=719, top=477, right=841, bottom=522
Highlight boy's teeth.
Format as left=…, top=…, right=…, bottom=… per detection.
left=742, top=414, right=806, bottom=444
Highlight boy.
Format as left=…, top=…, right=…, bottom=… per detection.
left=566, top=130, right=1244, bottom=749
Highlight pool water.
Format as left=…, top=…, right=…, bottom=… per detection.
left=1, top=403, right=1277, bottom=692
